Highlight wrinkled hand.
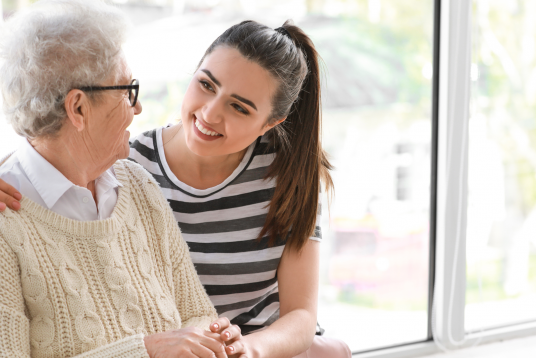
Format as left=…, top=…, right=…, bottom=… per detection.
left=144, top=326, right=227, bottom=358
left=0, top=178, right=21, bottom=212
left=210, top=317, right=249, bottom=358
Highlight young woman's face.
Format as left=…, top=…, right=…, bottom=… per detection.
left=181, top=46, right=281, bottom=157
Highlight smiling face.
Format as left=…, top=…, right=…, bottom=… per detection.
left=181, top=46, right=282, bottom=157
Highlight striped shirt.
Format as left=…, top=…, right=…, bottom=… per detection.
left=128, top=125, right=321, bottom=334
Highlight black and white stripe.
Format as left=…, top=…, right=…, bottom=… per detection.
left=129, top=126, right=321, bottom=334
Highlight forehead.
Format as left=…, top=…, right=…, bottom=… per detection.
left=104, top=54, right=131, bottom=85
left=200, top=46, right=278, bottom=113
left=118, top=55, right=132, bottom=81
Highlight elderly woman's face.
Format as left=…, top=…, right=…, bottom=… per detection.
left=84, top=59, right=142, bottom=165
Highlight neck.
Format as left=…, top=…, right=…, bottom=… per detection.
left=164, top=124, right=248, bottom=189
left=30, top=127, right=109, bottom=198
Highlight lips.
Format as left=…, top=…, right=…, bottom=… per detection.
left=194, top=117, right=222, bottom=137
left=192, top=116, right=223, bottom=141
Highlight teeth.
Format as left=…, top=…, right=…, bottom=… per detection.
left=195, top=119, right=221, bottom=136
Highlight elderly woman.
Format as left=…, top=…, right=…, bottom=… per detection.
left=0, top=1, right=231, bottom=357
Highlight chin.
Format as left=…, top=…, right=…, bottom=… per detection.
left=114, top=137, right=131, bottom=160
left=187, top=141, right=213, bottom=157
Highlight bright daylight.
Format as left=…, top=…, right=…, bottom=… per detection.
left=1, top=0, right=536, bottom=358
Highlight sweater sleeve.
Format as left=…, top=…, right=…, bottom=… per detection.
left=0, top=235, right=31, bottom=357
left=170, top=218, right=219, bottom=330
left=73, top=334, right=148, bottom=358
left=0, top=233, right=150, bottom=358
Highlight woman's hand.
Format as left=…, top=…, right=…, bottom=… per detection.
left=144, top=327, right=227, bottom=358
left=0, top=178, right=21, bottom=212
left=210, top=317, right=249, bottom=358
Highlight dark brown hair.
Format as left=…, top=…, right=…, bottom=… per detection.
left=199, top=20, right=333, bottom=252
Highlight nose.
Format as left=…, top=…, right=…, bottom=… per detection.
left=202, top=98, right=223, bottom=124
left=133, top=99, right=142, bottom=115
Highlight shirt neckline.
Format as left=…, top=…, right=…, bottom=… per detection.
left=7, top=161, right=136, bottom=237
left=17, top=139, right=74, bottom=209
left=154, top=124, right=258, bottom=198
left=16, top=138, right=122, bottom=210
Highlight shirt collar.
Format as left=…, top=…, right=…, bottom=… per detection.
left=95, top=166, right=123, bottom=199
left=16, top=139, right=123, bottom=209
left=17, top=139, right=74, bottom=209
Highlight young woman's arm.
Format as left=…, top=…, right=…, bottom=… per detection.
left=241, top=239, right=320, bottom=358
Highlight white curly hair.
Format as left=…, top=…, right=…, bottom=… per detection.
left=0, top=0, right=131, bottom=138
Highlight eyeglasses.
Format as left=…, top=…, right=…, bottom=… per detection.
left=78, top=79, right=139, bottom=107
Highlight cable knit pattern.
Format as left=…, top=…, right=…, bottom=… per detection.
left=0, top=160, right=218, bottom=358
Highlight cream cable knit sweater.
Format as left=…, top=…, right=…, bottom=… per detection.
left=0, top=160, right=218, bottom=358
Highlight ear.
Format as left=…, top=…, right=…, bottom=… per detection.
left=262, top=117, right=286, bottom=135
left=64, top=89, right=89, bottom=132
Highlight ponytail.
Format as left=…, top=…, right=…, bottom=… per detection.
left=199, top=20, right=334, bottom=252
left=260, top=21, right=333, bottom=252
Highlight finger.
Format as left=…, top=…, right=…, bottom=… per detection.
left=203, top=330, right=224, bottom=343
left=220, top=324, right=241, bottom=342
left=0, top=179, right=22, bottom=200
left=0, top=193, right=21, bottom=211
left=197, top=336, right=227, bottom=358
left=226, top=340, right=245, bottom=356
left=209, top=317, right=231, bottom=333
left=189, top=341, right=222, bottom=358
left=0, top=179, right=21, bottom=211
left=0, top=202, right=5, bottom=212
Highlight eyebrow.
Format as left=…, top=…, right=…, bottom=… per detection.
left=200, top=69, right=258, bottom=111
left=231, top=94, right=257, bottom=111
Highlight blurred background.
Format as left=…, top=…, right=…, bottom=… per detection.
left=465, top=0, right=536, bottom=332
left=1, top=0, right=434, bottom=353
left=4, top=0, right=536, bottom=354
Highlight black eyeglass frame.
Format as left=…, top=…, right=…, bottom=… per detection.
left=78, top=79, right=139, bottom=107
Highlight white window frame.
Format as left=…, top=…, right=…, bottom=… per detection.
left=353, top=0, right=536, bottom=356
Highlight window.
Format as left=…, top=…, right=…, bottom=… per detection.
left=466, top=0, right=536, bottom=332
left=3, top=0, right=536, bottom=356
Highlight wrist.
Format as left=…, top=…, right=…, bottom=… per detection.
left=242, top=335, right=262, bottom=358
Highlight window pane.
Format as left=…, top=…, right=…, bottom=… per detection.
left=466, top=0, right=536, bottom=332
left=310, top=1, right=434, bottom=352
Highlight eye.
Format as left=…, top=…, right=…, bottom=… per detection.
left=232, top=103, right=249, bottom=115
left=199, top=80, right=215, bottom=92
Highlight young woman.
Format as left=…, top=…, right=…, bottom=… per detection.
left=0, top=20, right=351, bottom=358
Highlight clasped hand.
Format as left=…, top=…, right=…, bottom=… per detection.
left=144, top=317, right=248, bottom=358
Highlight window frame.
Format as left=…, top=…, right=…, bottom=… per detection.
left=353, top=0, right=536, bottom=356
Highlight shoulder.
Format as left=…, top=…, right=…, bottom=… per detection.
left=129, top=128, right=157, bottom=150
left=247, top=135, right=276, bottom=171
left=0, top=199, right=29, bottom=250
left=129, top=128, right=159, bottom=163
left=115, top=159, right=159, bottom=187
left=114, top=159, right=171, bottom=210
